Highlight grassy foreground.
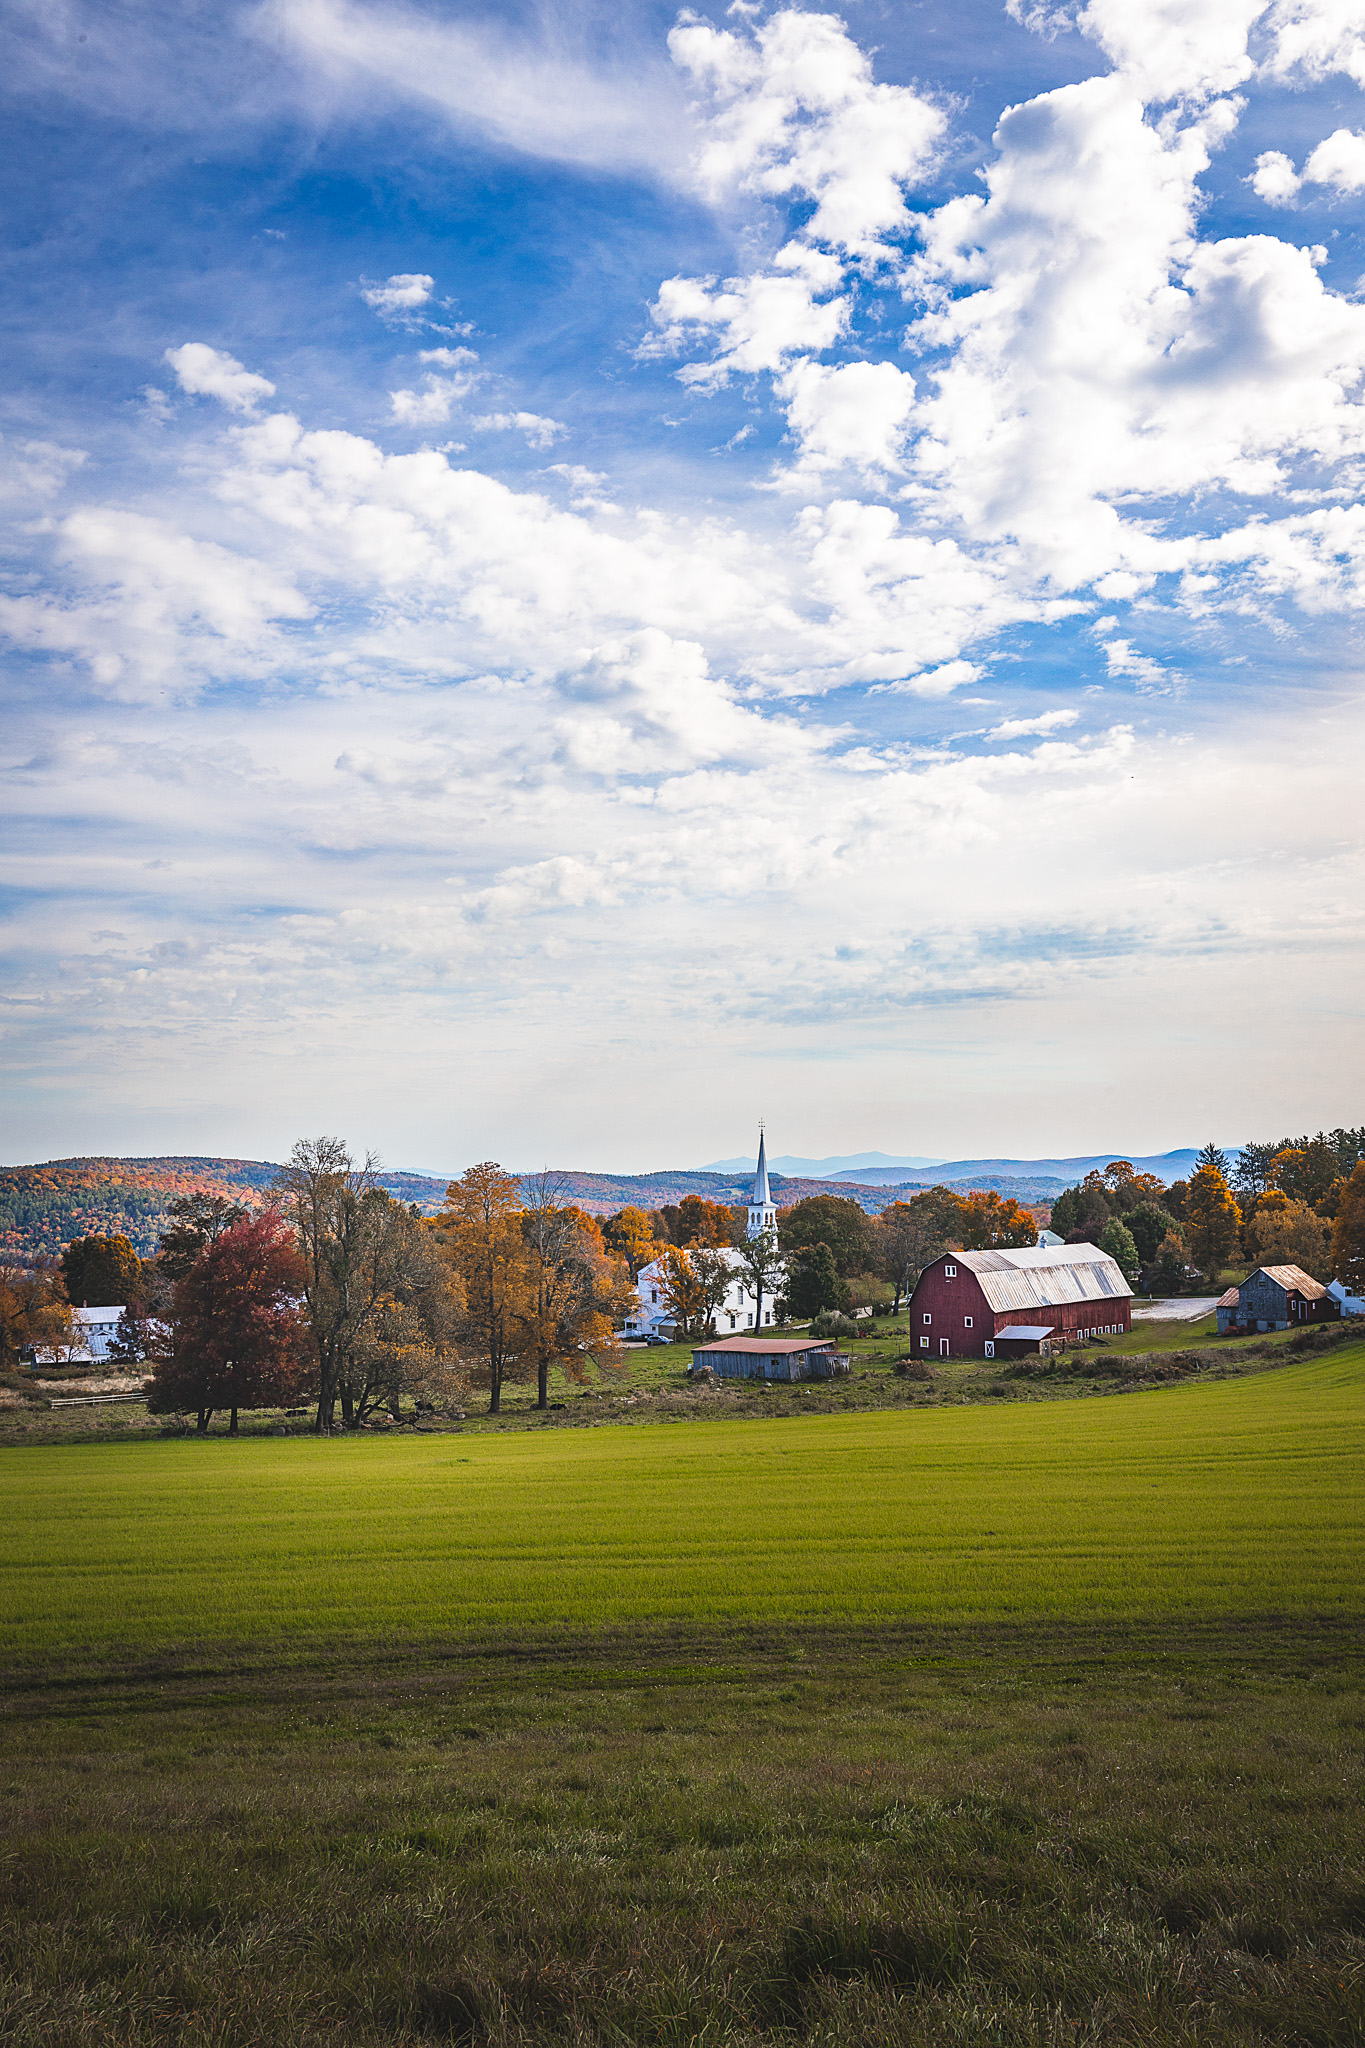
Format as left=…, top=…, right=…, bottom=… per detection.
left=2, top=1350, right=1362, bottom=2044
left=3, top=1344, right=1363, bottom=1658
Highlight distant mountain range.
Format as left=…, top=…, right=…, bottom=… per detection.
left=0, top=1145, right=1207, bottom=1261
left=703, top=1150, right=946, bottom=1174
left=824, top=1148, right=1202, bottom=1185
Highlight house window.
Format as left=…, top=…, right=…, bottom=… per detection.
left=922, top=1313, right=932, bottom=1325
left=649, top=1290, right=657, bottom=1304
left=945, top=1264, right=957, bottom=1278
left=729, top=1314, right=736, bottom=1329
left=963, top=1316, right=973, bottom=1329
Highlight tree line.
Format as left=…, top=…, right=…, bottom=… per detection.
left=601, top=1185, right=1040, bottom=1337
left=1048, top=1132, right=1365, bottom=1291
left=1, top=1142, right=634, bottom=1430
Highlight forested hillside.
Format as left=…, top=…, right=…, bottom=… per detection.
left=0, top=1157, right=452, bottom=1260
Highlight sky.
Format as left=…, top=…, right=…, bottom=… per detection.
left=2, top=0, right=1364, bottom=1175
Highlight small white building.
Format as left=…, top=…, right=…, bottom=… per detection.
left=1328, top=1277, right=1365, bottom=1317
left=34, top=1305, right=126, bottom=1365
left=623, top=1134, right=783, bottom=1340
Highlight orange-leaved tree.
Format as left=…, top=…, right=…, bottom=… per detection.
left=1184, top=1162, right=1241, bottom=1284
left=1331, top=1160, right=1365, bottom=1296
left=602, top=1205, right=659, bottom=1280
left=437, top=1162, right=532, bottom=1414
left=954, top=1190, right=1037, bottom=1251
left=656, top=1245, right=710, bottom=1337
left=517, top=1176, right=632, bottom=1409
left=0, top=1261, right=72, bottom=1370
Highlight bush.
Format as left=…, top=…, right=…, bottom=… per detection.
left=893, top=1356, right=934, bottom=1381
left=810, top=1309, right=860, bottom=1341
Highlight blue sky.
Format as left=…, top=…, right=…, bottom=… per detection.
left=2, top=0, right=1364, bottom=1173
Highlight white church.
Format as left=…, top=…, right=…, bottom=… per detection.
left=623, top=1133, right=780, bottom=1342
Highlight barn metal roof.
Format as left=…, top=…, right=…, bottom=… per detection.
left=1216, top=1287, right=1240, bottom=1309
left=692, top=1336, right=832, bottom=1355
left=1251, top=1264, right=1328, bottom=1301
left=994, top=1324, right=1056, bottom=1340
left=950, top=1243, right=1130, bottom=1312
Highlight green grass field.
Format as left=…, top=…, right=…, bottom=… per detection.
left=4, top=1341, right=1363, bottom=1659
left=3, top=1344, right=1362, bottom=2044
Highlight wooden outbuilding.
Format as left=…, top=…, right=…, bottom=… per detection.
left=1216, top=1265, right=1338, bottom=1335
left=690, top=1336, right=849, bottom=1381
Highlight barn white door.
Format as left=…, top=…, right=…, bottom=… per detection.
left=939, top=1338, right=950, bottom=1358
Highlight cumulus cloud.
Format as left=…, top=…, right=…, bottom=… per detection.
left=1252, top=128, right=1365, bottom=202
left=360, top=271, right=434, bottom=315
left=986, top=707, right=1080, bottom=739
left=165, top=342, right=276, bottom=412
left=472, top=411, right=565, bottom=449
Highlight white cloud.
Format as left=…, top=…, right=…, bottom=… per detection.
left=1100, top=638, right=1173, bottom=690
left=263, top=0, right=690, bottom=176
left=871, top=660, right=986, bottom=698
left=389, top=349, right=481, bottom=425
left=546, top=464, right=617, bottom=511
left=1262, top=0, right=1365, bottom=87
left=986, top=707, right=1080, bottom=739
left=360, top=271, right=434, bottom=315
left=165, top=342, right=276, bottom=412
left=669, top=7, right=945, bottom=256
left=1304, top=125, right=1365, bottom=191
left=775, top=358, right=917, bottom=476
left=473, top=411, right=565, bottom=449
left=1071, top=0, right=1266, bottom=101
left=644, top=247, right=848, bottom=389
left=1251, top=148, right=1302, bottom=202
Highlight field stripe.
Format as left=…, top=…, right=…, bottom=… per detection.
left=1, top=1348, right=1362, bottom=1653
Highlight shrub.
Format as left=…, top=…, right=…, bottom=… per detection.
left=810, top=1309, right=860, bottom=1341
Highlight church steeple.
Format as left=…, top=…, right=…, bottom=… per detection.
left=747, top=1128, right=777, bottom=1239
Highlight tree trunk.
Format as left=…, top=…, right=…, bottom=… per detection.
left=340, top=1387, right=355, bottom=1427
left=537, top=1352, right=549, bottom=1410
left=196, top=1408, right=212, bottom=1434
left=229, top=1406, right=239, bottom=1435
left=488, top=1358, right=501, bottom=1414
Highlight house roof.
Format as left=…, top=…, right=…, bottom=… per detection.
left=1252, top=1264, right=1328, bottom=1301
left=1216, top=1287, right=1240, bottom=1309
left=994, top=1324, right=1055, bottom=1340
left=944, top=1243, right=1130, bottom=1313
left=692, top=1336, right=832, bottom=1356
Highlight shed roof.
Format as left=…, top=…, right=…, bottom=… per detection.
left=994, top=1325, right=1055, bottom=1340
left=692, top=1336, right=832, bottom=1356
left=1252, top=1264, right=1328, bottom=1301
left=945, top=1243, right=1130, bottom=1313
left=1216, top=1287, right=1240, bottom=1309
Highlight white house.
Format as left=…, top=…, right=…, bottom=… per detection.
left=623, top=1134, right=783, bottom=1339
left=34, top=1305, right=126, bottom=1365
left=1328, top=1277, right=1365, bottom=1317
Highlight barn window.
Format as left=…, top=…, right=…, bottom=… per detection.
left=945, top=1264, right=957, bottom=1278
left=920, top=1336, right=929, bottom=1350
left=922, top=1313, right=932, bottom=1325
left=963, top=1316, right=973, bottom=1329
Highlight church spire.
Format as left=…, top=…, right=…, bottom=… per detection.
left=747, top=1127, right=776, bottom=1239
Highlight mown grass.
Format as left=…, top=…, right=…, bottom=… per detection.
left=0, top=1620, right=1361, bottom=2045
left=2, top=1343, right=1362, bottom=1660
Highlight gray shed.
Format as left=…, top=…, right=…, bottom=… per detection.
left=691, top=1336, right=848, bottom=1381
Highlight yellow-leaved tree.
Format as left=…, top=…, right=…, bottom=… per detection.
left=436, top=1162, right=532, bottom=1415
left=516, top=1177, right=633, bottom=1410
left=1185, top=1162, right=1241, bottom=1285
left=602, top=1205, right=659, bottom=1281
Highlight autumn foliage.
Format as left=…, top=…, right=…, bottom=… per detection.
left=146, top=1210, right=313, bottom=1433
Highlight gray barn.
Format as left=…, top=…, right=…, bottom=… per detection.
left=1216, top=1264, right=1338, bottom=1335
left=691, top=1336, right=849, bottom=1381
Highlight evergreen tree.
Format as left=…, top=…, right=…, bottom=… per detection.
left=1098, top=1219, right=1140, bottom=1284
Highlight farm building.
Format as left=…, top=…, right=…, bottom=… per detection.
left=906, top=1244, right=1131, bottom=1360
left=690, top=1336, right=849, bottom=1381
left=1216, top=1266, right=1339, bottom=1335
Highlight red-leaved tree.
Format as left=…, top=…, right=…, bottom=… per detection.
left=147, top=1210, right=313, bottom=1434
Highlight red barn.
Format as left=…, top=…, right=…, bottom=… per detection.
left=907, top=1244, right=1132, bottom=1360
